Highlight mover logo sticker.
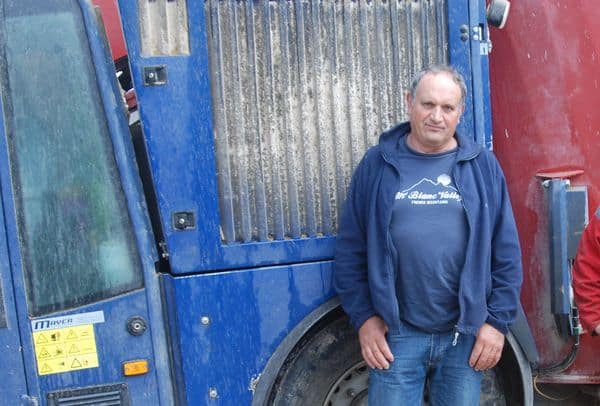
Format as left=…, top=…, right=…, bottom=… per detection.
left=31, top=311, right=103, bottom=376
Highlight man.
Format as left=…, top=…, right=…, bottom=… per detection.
left=573, top=206, right=600, bottom=336
left=334, top=65, right=522, bottom=404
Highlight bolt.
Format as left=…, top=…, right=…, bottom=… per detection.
left=209, top=388, right=218, bottom=399
left=178, top=217, right=186, bottom=225
left=347, top=388, right=357, bottom=398
left=201, top=316, right=211, bottom=326
left=148, top=72, right=155, bottom=78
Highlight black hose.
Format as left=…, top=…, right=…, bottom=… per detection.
left=534, top=333, right=580, bottom=376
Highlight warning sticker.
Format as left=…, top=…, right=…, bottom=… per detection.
left=33, top=324, right=99, bottom=375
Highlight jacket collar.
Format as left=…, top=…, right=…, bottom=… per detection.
left=378, top=121, right=482, bottom=165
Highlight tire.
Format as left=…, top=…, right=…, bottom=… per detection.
left=270, top=315, right=510, bottom=406
left=270, top=316, right=366, bottom=405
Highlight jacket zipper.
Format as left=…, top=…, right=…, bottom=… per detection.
left=452, top=328, right=460, bottom=346
left=452, top=154, right=477, bottom=334
left=381, top=150, right=402, bottom=327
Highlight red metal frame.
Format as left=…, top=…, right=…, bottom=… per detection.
left=91, top=0, right=127, bottom=61
left=490, top=0, right=600, bottom=384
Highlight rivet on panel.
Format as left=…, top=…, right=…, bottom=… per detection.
left=209, top=387, right=218, bottom=399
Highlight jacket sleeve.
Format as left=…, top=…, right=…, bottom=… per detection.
left=486, top=157, right=523, bottom=334
left=334, top=156, right=376, bottom=330
left=572, top=208, right=600, bottom=334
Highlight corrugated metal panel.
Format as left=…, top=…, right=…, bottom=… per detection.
left=206, top=0, right=448, bottom=243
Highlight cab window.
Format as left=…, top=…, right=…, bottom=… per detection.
left=1, top=0, right=143, bottom=316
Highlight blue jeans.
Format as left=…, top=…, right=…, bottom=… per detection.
left=368, top=321, right=481, bottom=405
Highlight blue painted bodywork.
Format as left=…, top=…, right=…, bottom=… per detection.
left=164, top=262, right=335, bottom=404
left=0, top=0, right=493, bottom=404
left=0, top=103, right=28, bottom=406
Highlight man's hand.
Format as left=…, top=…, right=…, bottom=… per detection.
left=358, top=316, right=394, bottom=369
left=469, top=323, right=504, bottom=371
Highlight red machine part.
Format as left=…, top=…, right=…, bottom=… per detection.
left=490, top=0, right=600, bottom=384
left=91, top=0, right=127, bottom=62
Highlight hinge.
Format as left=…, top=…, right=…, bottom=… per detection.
left=158, top=241, right=169, bottom=259
left=459, top=24, right=492, bottom=55
left=472, top=25, right=492, bottom=55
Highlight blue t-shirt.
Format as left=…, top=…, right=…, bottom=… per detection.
left=389, top=137, right=468, bottom=332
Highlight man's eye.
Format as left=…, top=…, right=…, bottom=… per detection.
left=443, top=106, right=455, bottom=112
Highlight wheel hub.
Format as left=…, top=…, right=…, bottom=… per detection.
left=323, top=361, right=368, bottom=406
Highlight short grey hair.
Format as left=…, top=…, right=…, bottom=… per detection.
left=410, top=64, right=467, bottom=107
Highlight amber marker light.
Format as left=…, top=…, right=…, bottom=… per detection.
left=123, top=360, right=149, bottom=376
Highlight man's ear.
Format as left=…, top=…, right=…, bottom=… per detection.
left=405, top=92, right=412, bottom=115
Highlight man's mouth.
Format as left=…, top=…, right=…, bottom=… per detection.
left=425, top=123, right=445, bottom=131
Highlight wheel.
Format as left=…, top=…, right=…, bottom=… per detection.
left=269, top=315, right=509, bottom=405
left=269, top=316, right=365, bottom=405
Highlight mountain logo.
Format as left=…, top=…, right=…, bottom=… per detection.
left=395, top=174, right=461, bottom=205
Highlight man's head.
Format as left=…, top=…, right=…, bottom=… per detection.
left=406, top=65, right=466, bottom=154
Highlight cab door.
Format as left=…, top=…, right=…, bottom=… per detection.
left=0, top=0, right=172, bottom=404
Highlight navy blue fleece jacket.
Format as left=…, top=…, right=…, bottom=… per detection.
left=334, top=122, right=522, bottom=335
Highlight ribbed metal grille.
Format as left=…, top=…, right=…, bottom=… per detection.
left=206, top=0, right=448, bottom=243
left=47, top=383, right=129, bottom=406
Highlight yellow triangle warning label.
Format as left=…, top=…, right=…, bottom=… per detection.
left=66, top=330, right=78, bottom=340
left=71, top=358, right=82, bottom=368
left=41, top=364, right=52, bottom=373
left=68, top=344, right=80, bottom=354
left=39, top=348, right=51, bottom=358
left=36, top=333, right=48, bottom=344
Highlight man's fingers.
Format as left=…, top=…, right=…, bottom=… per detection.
left=379, top=339, right=395, bottom=363
left=358, top=316, right=394, bottom=370
left=470, top=323, right=505, bottom=370
left=361, top=347, right=377, bottom=369
left=469, top=341, right=483, bottom=368
left=372, top=347, right=390, bottom=369
left=473, top=352, right=491, bottom=371
left=475, top=349, right=501, bottom=371
left=362, top=346, right=389, bottom=370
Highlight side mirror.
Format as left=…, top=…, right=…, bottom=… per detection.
left=487, top=0, right=511, bottom=29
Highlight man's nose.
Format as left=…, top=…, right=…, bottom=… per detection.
left=430, top=107, right=442, bottom=122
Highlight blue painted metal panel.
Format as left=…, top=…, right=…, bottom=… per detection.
left=81, top=1, right=174, bottom=402
left=168, top=262, right=335, bottom=404
left=118, top=0, right=225, bottom=274
left=448, top=0, right=475, bottom=141
left=120, top=0, right=478, bottom=275
left=448, top=0, right=492, bottom=149
left=0, top=99, right=27, bottom=406
left=32, top=293, right=161, bottom=405
left=546, top=179, right=575, bottom=339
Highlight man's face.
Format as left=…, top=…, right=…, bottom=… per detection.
left=406, top=72, right=464, bottom=154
